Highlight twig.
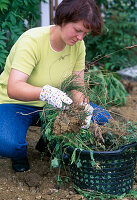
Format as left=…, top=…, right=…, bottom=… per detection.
left=16, top=110, right=43, bottom=115
left=86, top=45, right=137, bottom=66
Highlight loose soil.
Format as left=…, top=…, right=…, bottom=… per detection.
left=0, top=80, right=137, bottom=200
left=53, top=104, right=87, bottom=135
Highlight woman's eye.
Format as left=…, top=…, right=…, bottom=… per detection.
left=75, top=29, right=81, bottom=33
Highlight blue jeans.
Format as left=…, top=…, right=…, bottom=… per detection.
left=0, top=104, right=42, bottom=159
left=0, top=103, right=111, bottom=159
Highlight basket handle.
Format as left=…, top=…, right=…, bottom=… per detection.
left=91, top=142, right=137, bottom=155
left=119, top=142, right=137, bottom=153
left=66, top=142, right=137, bottom=156
left=92, top=142, right=137, bottom=155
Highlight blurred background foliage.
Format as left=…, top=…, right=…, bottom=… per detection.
left=85, top=67, right=128, bottom=106
left=84, top=0, right=137, bottom=71
left=0, top=0, right=136, bottom=72
left=0, top=0, right=46, bottom=72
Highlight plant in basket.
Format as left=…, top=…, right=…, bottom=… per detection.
left=40, top=73, right=137, bottom=199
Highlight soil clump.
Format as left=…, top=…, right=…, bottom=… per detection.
left=53, top=104, right=86, bottom=135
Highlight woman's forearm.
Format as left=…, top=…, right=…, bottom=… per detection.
left=7, top=81, right=42, bottom=101
left=7, top=68, right=42, bottom=101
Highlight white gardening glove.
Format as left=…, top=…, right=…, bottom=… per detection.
left=39, top=85, right=72, bottom=109
left=81, top=103, right=94, bottom=129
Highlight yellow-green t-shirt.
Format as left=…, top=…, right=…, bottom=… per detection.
left=0, top=25, right=85, bottom=107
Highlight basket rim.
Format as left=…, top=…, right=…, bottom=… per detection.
left=66, top=142, right=137, bottom=156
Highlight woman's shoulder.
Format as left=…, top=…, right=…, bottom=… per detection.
left=12, top=26, right=52, bottom=53
left=23, top=26, right=51, bottom=39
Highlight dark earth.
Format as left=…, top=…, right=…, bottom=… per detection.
left=0, top=80, right=137, bottom=200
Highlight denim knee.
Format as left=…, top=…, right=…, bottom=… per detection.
left=0, top=140, right=27, bottom=159
left=0, top=104, right=41, bottom=159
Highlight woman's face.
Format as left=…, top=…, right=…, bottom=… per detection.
left=60, top=20, right=91, bottom=46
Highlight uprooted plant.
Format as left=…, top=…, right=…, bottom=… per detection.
left=40, top=72, right=137, bottom=160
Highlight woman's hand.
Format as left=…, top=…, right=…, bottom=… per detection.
left=81, top=103, right=94, bottom=129
left=40, top=85, right=72, bottom=108
left=71, top=70, right=94, bottom=128
left=71, top=70, right=87, bottom=104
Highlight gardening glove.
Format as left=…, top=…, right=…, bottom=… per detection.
left=39, top=85, right=73, bottom=109
left=81, top=103, right=94, bottom=129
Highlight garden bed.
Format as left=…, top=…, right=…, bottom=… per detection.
left=0, top=80, right=136, bottom=200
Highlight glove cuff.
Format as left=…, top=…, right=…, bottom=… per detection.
left=39, top=85, right=49, bottom=101
left=81, top=103, right=94, bottom=115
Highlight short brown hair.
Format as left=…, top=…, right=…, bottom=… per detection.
left=54, top=0, right=103, bottom=36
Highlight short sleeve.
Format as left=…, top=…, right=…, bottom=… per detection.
left=73, top=40, right=86, bottom=71
left=11, top=36, right=39, bottom=75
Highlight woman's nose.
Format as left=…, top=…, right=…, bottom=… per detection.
left=77, top=33, right=85, bottom=41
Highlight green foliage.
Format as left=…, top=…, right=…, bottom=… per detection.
left=40, top=75, right=136, bottom=167
left=0, top=0, right=46, bottom=71
left=85, top=66, right=128, bottom=106
left=0, top=0, right=10, bottom=12
left=60, top=75, right=85, bottom=95
left=0, top=31, right=8, bottom=71
left=60, top=68, right=128, bottom=107
left=40, top=75, right=136, bottom=157
left=40, top=103, right=137, bottom=171
left=85, top=0, right=137, bottom=71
